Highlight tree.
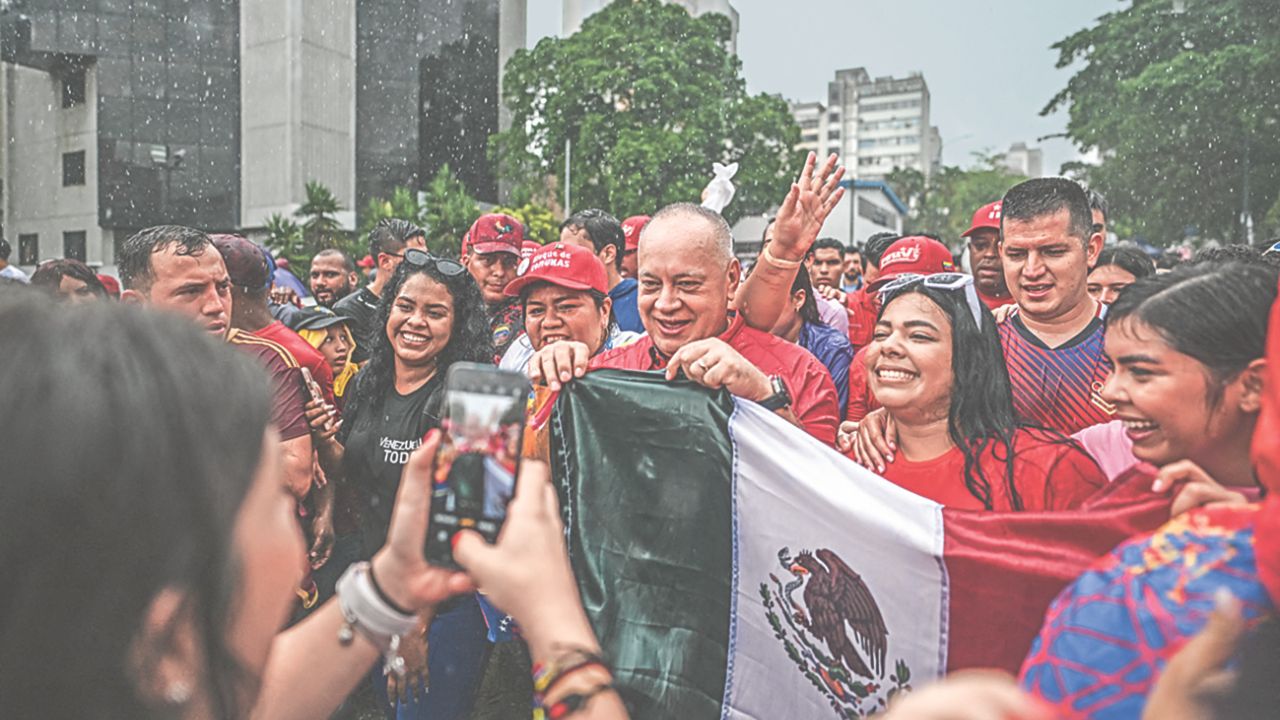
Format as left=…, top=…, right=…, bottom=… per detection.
left=295, top=181, right=344, bottom=249
left=420, top=165, right=481, bottom=257
left=492, top=0, right=801, bottom=225
left=1045, top=0, right=1280, bottom=245
left=886, top=155, right=1027, bottom=242
left=491, top=202, right=560, bottom=246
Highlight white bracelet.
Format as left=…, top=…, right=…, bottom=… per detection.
left=336, top=562, right=420, bottom=675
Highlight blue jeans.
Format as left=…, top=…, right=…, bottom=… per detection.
left=371, top=594, right=489, bottom=720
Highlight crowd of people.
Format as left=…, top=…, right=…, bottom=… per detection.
left=3, top=150, right=1279, bottom=720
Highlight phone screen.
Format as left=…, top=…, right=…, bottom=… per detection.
left=425, top=365, right=529, bottom=568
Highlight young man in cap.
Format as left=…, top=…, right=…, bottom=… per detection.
left=620, top=215, right=649, bottom=279
left=961, top=201, right=1015, bottom=310
left=498, top=242, right=642, bottom=373
left=559, top=209, right=644, bottom=334
left=461, top=212, right=525, bottom=359
left=308, top=248, right=359, bottom=309
left=530, top=202, right=842, bottom=446
left=335, top=219, right=426, bottom=363
left=118, top=226, right=313, bottom=501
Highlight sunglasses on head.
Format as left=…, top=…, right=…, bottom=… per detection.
left=403, top=248, right=465, bottom=277
left=878, top=272, right=985, bottom=329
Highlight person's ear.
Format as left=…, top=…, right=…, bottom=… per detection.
left=132, top=588, right=201, bottom=709
left=1085, top=230, right=1104, bottom=267
left=793, top=289, right=806, bottom=312
left=120, top=288, right=146, bottom=304
left=599, top=244, right=617, bottom=268
left=1238, top=358, right=1266, bottom=413
left=347, top=272, right=359, bottom=287
left=726, top=258, right=742, bottom=306
left=600, top=296, right=613, bottom=320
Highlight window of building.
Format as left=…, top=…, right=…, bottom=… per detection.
left=799, top=118, right=819, bottom=130
left=62, top=68, right=87, bottom=108
left=18, top=234, right=39, bottom=265
left=62, top=151, right=87, bottom=186
left=801, top=131, right=818, bottom=142
left=63, top=231, right=87, bottom=262
left=858, top=198, right=895, bottom=227
left=828, top=130, right=841, bottom=140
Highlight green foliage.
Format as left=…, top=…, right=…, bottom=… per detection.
left=490, top=202, right=560, bottom=245
left=421, top=165, right=482, bottom=257
left=1046, top=0, right=1280, bottom=244
left=263, top=182, right=359, bottom=278
left=886, top=155, right=1027, bottom=243
left=359, top=187, right=429, bottom=241
left=492, top=0, right=801, bottom=225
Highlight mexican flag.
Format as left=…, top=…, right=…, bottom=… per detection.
left=549, top=370, right=1170, bottom=718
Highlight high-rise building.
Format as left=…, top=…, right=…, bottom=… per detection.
left=0, top=0, right=525, bottom=272
left=562, top=0, right=738, bottom=52
left=1002, top=141, right=1043, bottom=178
left=792, top=67, right=941, bottom=182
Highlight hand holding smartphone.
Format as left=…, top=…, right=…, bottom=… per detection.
left=300, top=367, right=335, bottom=432
left=424, top=363, right=531, bottom=569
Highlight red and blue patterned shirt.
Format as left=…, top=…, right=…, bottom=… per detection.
left=998, top=307, right=1115, bottom=434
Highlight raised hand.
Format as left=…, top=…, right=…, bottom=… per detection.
left=769, top=152, right=846, bottom=262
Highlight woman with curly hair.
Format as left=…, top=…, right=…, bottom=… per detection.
left=309, top=248, right=494, bottom=720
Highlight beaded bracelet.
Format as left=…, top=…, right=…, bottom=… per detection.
left=532, top=647, right=613, bottom=719
left=538, top=682, right=615, bottom=720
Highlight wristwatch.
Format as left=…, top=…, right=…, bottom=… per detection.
left=757, top=375, right=792, bottom=412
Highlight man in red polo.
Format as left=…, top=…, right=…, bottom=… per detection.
left=961, top=201, right=1015, bottom=310
left=528, top=202, right=840, bottom=445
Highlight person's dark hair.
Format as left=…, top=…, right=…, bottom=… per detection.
left=0, top=237, right=11, bottom=261
left=844, top=243, right=863, bottom=257
left=1190, top=244, right=1263, bottom=266
left=560, top=209, right=625, bottom=272
left=348, top=257, right=494, bottom=413
left=1108, top=262, right=1277, bottom=407
left=1087, top=189, right=1108, bottom=228
left=313, top=247, right=355, bottom=273
left=863, top=232, right=901, bottom=269
left=1092, top=246, right=1155, bottom=279
left=118, top=225, right=213, bottom=292
left=30, top=258, right=109, bottom=299
left=761, top=217, right=776, bottom=244
left=877, top=281, right=1071, bottom=510
left=1156, top=250, right=1183, bottom=270
left=1001, top=178, right=1094, bottom=246
left=367, top=219, right=425, bottom=262
left=790, top=267, right=821, bottom=326
left=0, top=296, right=271, bottom=718
left=809, top=237, right=846, bottom=258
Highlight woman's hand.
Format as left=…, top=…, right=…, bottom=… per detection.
left=1152, top=460, right=1249, bottom=517
left=304, top=397, right=340, bottom=440
left=850, top=408, right=897, bottom=473
left=371, top=430, right=474, bottom=613
left=386, top=618, right=431, bottom=705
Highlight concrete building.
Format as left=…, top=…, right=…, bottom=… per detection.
left=792, top=67, right=941, bottom=182
left=732, top=179, right=906, bottom=259
left=1, top=0, right=525, bottom=274
left=1002, top=141, right=1043, bottom=178
left=562, top=0, right=738, bottom=51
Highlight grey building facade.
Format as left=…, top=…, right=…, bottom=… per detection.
left=1, top=0, right=523, bottom=272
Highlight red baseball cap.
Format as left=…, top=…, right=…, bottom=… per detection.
left=503, top=242, right=609, bottom=297
left=462, top=213, right=524, bottom=257
left=521, top=240, right=541, bottom=262
left=869, top=236, right=956, bottom=290
left=961, top=201, right=1002, bottom=238
left=621, top=215, right=651, bottom=252
left=357, top=254, right=375, bottom=269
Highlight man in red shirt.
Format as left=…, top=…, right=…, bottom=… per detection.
left=118, top=226, right=313, bottom=501
left=528, top=202, right=841, bottom=446
left=961, top=201, right=1015, bottom=310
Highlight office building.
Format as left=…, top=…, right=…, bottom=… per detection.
left=0, top=0, right=525, bottom=272
left=792, top=67, right=941, bottom=182
left=1002, top=141, right=1043, bottom=178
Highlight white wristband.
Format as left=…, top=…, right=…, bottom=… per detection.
left=336, top=562, right=420, bottom=674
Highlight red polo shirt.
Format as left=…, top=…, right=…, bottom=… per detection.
left=979, top=289, right=1016, bottom=310
left=590, top=314, right=840, bottom=446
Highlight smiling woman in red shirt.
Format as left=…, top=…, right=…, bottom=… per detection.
left=857, top=273, right=1105, bottom=511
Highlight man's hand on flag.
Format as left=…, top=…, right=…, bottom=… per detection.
left=665, top=338, right=773, bottom=402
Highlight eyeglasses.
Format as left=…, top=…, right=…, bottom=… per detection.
left=878, top=272, right=985, bottom=329
left=404, top=248, right=466, bottom=277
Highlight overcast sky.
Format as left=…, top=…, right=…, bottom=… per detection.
left=526, top=0, right=1121, bottom=174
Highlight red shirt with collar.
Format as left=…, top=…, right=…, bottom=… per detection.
left=978, top=289, right=1016, bottom=310
left=590, top=314, right=840, bottom=446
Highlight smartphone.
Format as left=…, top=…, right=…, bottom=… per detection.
left=299, top=367, right=324, bottom=404
left=424, top=363, right=531, bottom=568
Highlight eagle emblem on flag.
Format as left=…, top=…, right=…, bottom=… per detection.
left=763, top=547, right=914, bottom=717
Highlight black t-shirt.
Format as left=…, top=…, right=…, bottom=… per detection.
left=334, top=286, right=381, bottom=364
left=338, top=373, right=445, bottom=554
